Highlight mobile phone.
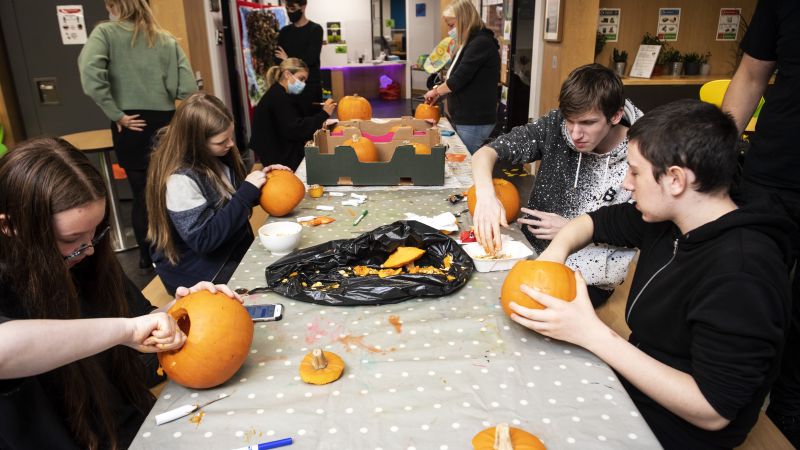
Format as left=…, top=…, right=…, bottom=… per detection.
left=245, top=303, right=283, bottom=322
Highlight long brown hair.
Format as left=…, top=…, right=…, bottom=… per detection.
left=104, top=0, right=166, bottom=47
left=451, top=0, right=484, bottom=47
left=264, top=57, right=308, bottom=91
left=0, top=138, right=154, bottom=450
left=147, top=92, right=246, bottom=264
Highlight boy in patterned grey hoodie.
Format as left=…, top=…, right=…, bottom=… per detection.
left=471, top=64, right=643, bottom=306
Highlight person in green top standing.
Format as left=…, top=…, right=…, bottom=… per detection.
left=78, top=0, right=197, bottom=270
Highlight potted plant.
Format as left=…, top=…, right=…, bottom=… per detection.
left=660, top=46, right=682, bottom=77
left=683, top=52, right=702, bottom=76
left=642, top=33, right=665, bottom=75
left=612, top=48, right=628, bottom=77
left=699, top=51, right=712, bottom=76
left=595, top=31, right=607, bottom=60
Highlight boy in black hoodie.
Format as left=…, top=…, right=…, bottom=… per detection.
left=508, top=99, right=793, bottom=449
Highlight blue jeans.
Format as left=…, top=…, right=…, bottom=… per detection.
left=454, top=123, right=495, bottom=154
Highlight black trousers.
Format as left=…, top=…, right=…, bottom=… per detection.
left=110, top=110, right=174, bottom=260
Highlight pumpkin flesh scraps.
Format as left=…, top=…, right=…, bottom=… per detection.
left=382, top=247, right=426, bottom=268
left=351, top=253, right=455, bottom=281
left=299, top=349, right=345, bottom=385
left=300, top=216, right=335, bottom=227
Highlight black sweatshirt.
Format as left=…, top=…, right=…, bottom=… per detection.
left=445, top=28, right=499, bottom=126
left=277, top=21, right=323, bottom=86
left=249, top=82, right=329, bottom=170
left=588, top=202, right=793, bottom=449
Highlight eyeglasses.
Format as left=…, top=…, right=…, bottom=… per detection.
left=62, top=225, right=111, bottom=261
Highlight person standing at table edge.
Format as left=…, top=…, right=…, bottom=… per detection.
left=423, top=0, right=500, bottom=154
left=78, top=0, right=198, bottom=270
left=511, top=99, right=792, bottom=449
left=274, top=0, right=323, bottom=113
left=721, top=0, right=800, bottom=445
left=471, top=63, right=643, bottom=307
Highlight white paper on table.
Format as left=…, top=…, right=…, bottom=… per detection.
left=404, top=212, right=458, bottom=233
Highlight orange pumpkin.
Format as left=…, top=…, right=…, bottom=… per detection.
left=157, top=291, right=253, bottom=389
left=337, top=94, right=372, bottom=121
left=299, top=349, right=345, bottom=385
left=307, top=184, right=324, bottom=198
left=500, top=260, right=576, bottom=315
left=342, top=134, right=379, bottom=162
left=472, top=423, right=546, bottom=450
left=415, top=103, right=441, bottom=124
left=467, top=178, right=520, bottom=223
left=398, top=140, right=431, bottom=155
left=260, top=169, right=305, bottom=216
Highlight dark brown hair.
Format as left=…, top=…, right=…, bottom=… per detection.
left=0, top=138, right=154, bottom=449
left=558, top=63, right=625, bottom=121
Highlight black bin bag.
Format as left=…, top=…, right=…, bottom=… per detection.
left=264, top=220, right=475, bottom=306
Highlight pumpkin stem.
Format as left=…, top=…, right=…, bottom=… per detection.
left=494, top=423, right=513, bottom=450
left=311, top=349, right=328, bottom=370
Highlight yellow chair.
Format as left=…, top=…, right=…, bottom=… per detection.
left=700, top=79, right=764, bottom=133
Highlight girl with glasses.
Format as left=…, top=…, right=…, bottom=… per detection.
left=0, top=137, right=240, bottom=449
left=147, top=92, right=290, bottom=295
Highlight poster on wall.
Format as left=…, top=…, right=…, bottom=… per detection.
left=56, top=5, right=87, bottom=45
left=237, top=1, right=288, bottom=112
left=716, top=8, right=741, bottom=41
left=656, top=8, right=680, bottom=41
left=327, top=22, right=342, bottom=43
left=598, top=8, right=620, bottom=42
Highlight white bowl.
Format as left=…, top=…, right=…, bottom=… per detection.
left=462, top=240, right=534, bottom=272
left=259, top=221, right=303, bottom=256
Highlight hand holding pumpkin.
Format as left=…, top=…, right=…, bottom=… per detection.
left=244, top=169, right=269, bottom=189
left=423, top=88, right=440, bottom=105
left=518, top=207, right=569, bottom=241
left=508, top=271, right=607, bottom=348
left=126, top=312, right=186, bottom=353
left=175, top=281, right=242, bottom=303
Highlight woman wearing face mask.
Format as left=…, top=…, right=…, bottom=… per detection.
left=274, top=0, right=323, bottom=111
left=78, top=0, right=197, bottom=271
left=249, top=58, right=336, bottom=170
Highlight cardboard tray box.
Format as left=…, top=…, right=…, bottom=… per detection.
left=334, top=116, right=433, bottom=134
left=305, top=124, right=446, bottom=186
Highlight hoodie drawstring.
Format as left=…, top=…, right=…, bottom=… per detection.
left=572, top=152, right=582, bottom=189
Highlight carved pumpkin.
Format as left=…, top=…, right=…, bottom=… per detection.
left=299, top=349, right=345, bottom=385
left=157, top=291, right=253, bottom=389
left=382, top=246, right=426, bottom=268
left=343, top=134, right=379, bottom=162
left=260, top=169, right=305, bottom=217
left=415, top=103, right=441, bottom=124
left=472, top=423, right=546, bottom=450
left=467, top=178, right=520, bottom=223
left=337, top=94, right=372, bottom=121
left=398, top=140, right=431, bottom=155
left=500, top=260, right=576, bottom=315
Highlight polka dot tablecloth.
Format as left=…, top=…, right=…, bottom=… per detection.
left=130, top=189, right=661, bottom=449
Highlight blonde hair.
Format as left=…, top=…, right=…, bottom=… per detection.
left=104, top=0, right=166, bottom=47
left=442, top=6, right=455, bottom=18
left=264, top=57, right=309, bottom=91
left=146, top=93, right=246, bottom=264
left=450, top=0, right=484, bottom=47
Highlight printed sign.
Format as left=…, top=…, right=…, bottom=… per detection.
left=657, top=8, right=680, bottom=42
left=716, top=8, right=741, bottom=41
left=56, top=5, right=87, bottom=45
left=630, top=44, right=662, bottom=79
left=598, top=8, right=620, bottom=43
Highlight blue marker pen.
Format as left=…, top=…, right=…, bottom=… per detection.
left=231, top=437, right=293, bottom=450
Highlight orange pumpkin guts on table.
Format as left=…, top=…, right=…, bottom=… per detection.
left=472, top=423, right=546, bottom=450
left=414, top=103, right=441, bottom=124
left=467, top=178, right=520, bottom=223
left=500, top=260, right=577, bottom=316
left=337, top=94, right=372, bottom=121
left=299, top=349, right=345, bottom=385
left=260, top=169, right=305, bottom=217
left=342, top=134, right=379, bottom=162
left=157, top=291, right=254, bottom=389
left=398, top=140, right=431, bottom=155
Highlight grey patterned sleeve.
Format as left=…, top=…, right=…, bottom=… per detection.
left=487, top=110, right=560, bottom=165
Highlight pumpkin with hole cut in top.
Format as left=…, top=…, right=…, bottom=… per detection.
left=157, top=291, right=253, bottom=389
left=500, top=260, right=576, bottom=315
left=466, top=178, right=520, bottom=223
left=337, top=94, right=372, bottom=121
left=398, top=140, right=431, bottom=155
left=382, top=246, right=426, bottom=268
left=472, top=423, right=546, bottom=450
left=342, top=134, right=379, bottom=162
left=299, top=349, right=345, bottom=385
left=415, top=103, right=441, bottom=124
left=259, top=169, right=305, bottom=216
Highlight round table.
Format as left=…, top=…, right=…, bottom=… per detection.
left=60, top=130, right=137, bottom=252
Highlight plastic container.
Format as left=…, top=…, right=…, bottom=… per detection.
left=462, top=241, right=534, bottom=272
left=259, top=221, right=302, bottom=256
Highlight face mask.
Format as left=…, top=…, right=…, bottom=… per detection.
left=288, top=9, right=303, bottom=23
left=108, top=12, right=119, bottom=21
left=448, top=28, right=457, bottom=39
left=287, top=74, right=306, bottom=95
